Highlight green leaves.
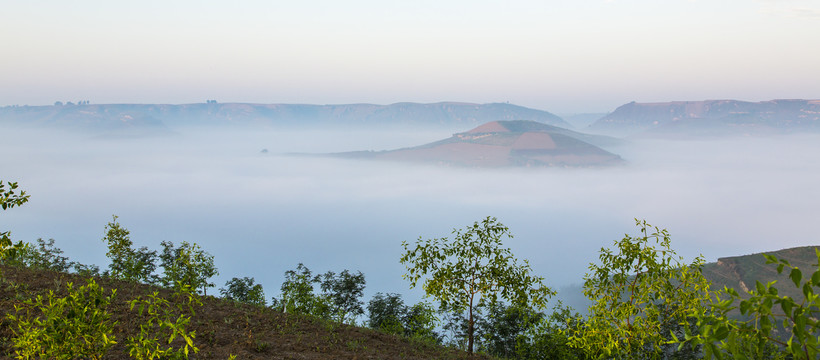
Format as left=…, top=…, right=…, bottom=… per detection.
left=400, top=216, right=554, bottom=353
left=159, top=240, right=218, bottom=295
left=0, top=181, right=30, bottom=211
left=367, top=293, right=439, bottom=342
left=570, top=219, right=710, bottom=360
left=0, top=180, right=31, bottom=268
left=320, top=269, right=366, bottom=323
left=101, top=215, right=158, bottom=284
left=271, top=263, right=335, bottom=319
left=220, top=277, right=267, bottom=307
left=790, top=268, right=803, bottom=288
left=7, top=279, right=117, bottom=360
left=681, top=249, right=820, bottom=359
left=126, top=286, right=202, bottom=360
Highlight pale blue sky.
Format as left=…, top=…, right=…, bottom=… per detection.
left=1, top=0, right=818, bottom=113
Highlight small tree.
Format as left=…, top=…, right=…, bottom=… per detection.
left=515, top=302, right=590, bottom=360
left=367, top=293, right=439, bottom=342
left=159, top=241, right=218, bottom=295
left=6, top=238, right=73, bottom=272
left=367, top=293, right=407, bottom=334
left=220, top=277, right=266, bottom=307
left=475, top=301, right=545, bottom=358
left=403, top=301, right=440, bottom=342
left=569, top=219, right=710, bottom=359
left=101, top=215, right=157, bottom=284
left=320, top=269, right=366, bottom=323
left=271, top=263, right=332, bottom=318
left=400, top=216, right=554, bottom=353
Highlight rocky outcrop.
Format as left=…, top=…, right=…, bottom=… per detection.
left=589, top=99, right=820, bottom=137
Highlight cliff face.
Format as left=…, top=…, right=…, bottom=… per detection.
left=589, top=99, right=820, bottom=137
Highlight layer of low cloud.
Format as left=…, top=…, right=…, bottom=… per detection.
left=2, top=126, right=819, bottom=307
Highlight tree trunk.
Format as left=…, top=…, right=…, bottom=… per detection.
left=467, top=317, right=474, bottom=353
left=468, top=299, right=474, bottom=353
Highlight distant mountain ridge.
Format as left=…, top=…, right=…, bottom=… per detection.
left=590, top=99, right=820, bottom=137
left=0, top=102, right=570, bottom=132
left=331, top=120, right=623, bottom=167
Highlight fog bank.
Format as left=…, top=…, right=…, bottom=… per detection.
left=2, top=127, right=819, bottom=308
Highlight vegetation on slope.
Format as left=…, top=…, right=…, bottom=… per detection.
left=0, top=265, right=486, bottom=359
left=3, top=180, right=820, bottom=359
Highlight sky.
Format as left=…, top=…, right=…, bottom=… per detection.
left=2, top=0, right=819, bottom=113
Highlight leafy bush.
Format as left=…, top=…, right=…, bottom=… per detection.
left=0, top=181, right=30, bottom=266
left=474, top=301, right=545, bottom=358
left=102, top=215, right=158, bottom=284
left=7, top=278, right=117, bottom=360
left=404, top=301, right=439, bottom=342
left=220, top=277, right=266, bottom=307
left=367, top=292, right=439, bottom=342
left=159, top=240, right=218, bottom=295
left=2, top=238, right=100, bottom=277
left=5, top=238, right=72, bottom=272
left=514, top=302, right=590, bottom=360
left=72, top=262, right=102, bottom=277
left=271, top=263, right=333, bottom=318
left=126, top=284, right=202, bottom=360
left=319, top=269, right=366, bottom=323
left=569, top=219, right=710, bottom=359
left=367, top=293, right=407, bottom=335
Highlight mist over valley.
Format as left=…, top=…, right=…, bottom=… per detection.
left=3, top=101, right=820, bottom=309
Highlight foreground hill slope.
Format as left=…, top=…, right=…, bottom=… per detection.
left=335, top=120, right=623, bottom=167
left=0, top=266, right=483, bottom=360
left=589, top=99, right=820, bottom=137
left=0, top=102, right=570, bottom=132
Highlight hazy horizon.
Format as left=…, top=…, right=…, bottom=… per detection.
left=2, top=1, right=819, bottom=113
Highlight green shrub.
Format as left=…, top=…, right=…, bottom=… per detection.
left=7, top=278, right=117, bottom=360
left=474, top=301, right=544, bottom=358
left=271, top=263, right=333, bottom=318
left=569, top=219, right=710, bottom=359
left=5, top=238, right=72, bottom=272
left=159, top=240, right=218, bottom=295
left=367, top=292, right=406, bottom=335
left=0, top=181, right=30, bottom=268
left=220, top=277, right=266, bottom=306
left=101, top=215, right=158, bottom=284
left=319, top=269, right=366, bottom=323
left=367, top=292, right=439, bottom=342
left=126, top=284, right=202, bottom=360
left=514, top=302, right=590, bottom=360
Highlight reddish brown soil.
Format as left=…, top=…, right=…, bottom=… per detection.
left=511, top=133, right=556, bottom=150
left=383, top=142, right=511, bottom=167
left=465, top=122, right=508, bottom=134
left=0, top=266, right=489, bottom=360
